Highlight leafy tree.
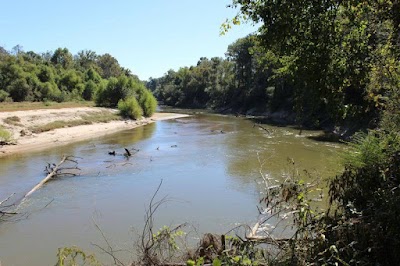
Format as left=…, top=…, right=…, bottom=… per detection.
left=8, top=78, right=32, bottom=101
left=85, top=67, right=102, bottom=83
left=0, top=45, right=146, bottom=104
left=74, top=49, right=98, bottom=71
left=59, top=70, right=84, bottom=93
left=96, top=53, right=122, bottom=78
left=228, top=0, right=400, bottom=128
left=37, top=65, right=56, bottom=83
left=82, top=80, right=98, bottom=101
left=51, top=48, right=73, bottom=69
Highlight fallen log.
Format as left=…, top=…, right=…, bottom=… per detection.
left=246, top=222, right=289, bottom=245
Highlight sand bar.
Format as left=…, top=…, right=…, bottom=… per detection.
left=0, top=107, right=189, bottom=158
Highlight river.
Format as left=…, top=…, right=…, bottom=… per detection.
left=0, top=113, right=344, bottom=265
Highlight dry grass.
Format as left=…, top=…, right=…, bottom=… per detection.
left=3, top=116, right=22, bottom=126
left=0, top=101, right=95, bottom=112
left=30, top=110, right=122, bottom=133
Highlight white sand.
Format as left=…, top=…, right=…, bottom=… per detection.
left=0, top=107, right=188, bottom=157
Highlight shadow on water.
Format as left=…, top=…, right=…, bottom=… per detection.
left=247, top=117, right=346, bottom=144
left=306, top=132, right=345, bottom=143
left=103, top=122, right=157, bottom=146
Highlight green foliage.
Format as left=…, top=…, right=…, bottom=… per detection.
left=0, top=89, right=10, bottom=102
left=55, top=246, right=100, bottom=266
left=0, top=45, right=157, bottom=105
left=0, top=125, right=12, bottom=143
left=139, top=89, right=157, bottom=117
left=82, top=80, right=98, bottom=101
left=96, top=76, right=134, bottom=107
left=51, top=48, right=73, bottom=69
left=117, top=96, right=143, bottom=120
left=152, top=225, right=185, bottom=254
left=327, top=130, right=400, bottom=264
left=96, top=53, right=122, bottom=79
left=153, top=0, right=399, bottom=130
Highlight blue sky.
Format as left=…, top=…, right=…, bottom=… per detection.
left=0, top=0, right=257, bottom=80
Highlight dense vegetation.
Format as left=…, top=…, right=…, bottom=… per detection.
left=150, top=1, right=399, bottom=134
left=231, top=1, right=399, bottom=265
left=0, top=46, right=156, bottom=118
left=147, top=0, right=400, bottom=265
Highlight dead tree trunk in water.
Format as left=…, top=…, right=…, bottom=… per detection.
left=24, top=156, right=80, bottom=198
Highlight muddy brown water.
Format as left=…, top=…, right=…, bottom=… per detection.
left=0, top=114, right=344, bottom=265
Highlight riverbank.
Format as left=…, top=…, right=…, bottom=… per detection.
left=0, top=107, right=189, bottom=158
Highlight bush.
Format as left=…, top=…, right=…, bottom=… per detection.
left=118, top=96, right=143, bottom=120
left=139, top=90, right=157, bottom=117
left=0, top=126, right=12, bottom=143
left=327, top=131, right=400, bottom=265
left=0, top=90, right=9, bottom=102
left=82, top=80, right=98, bottom=101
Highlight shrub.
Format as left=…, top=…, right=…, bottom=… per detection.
left=139, top=90, right=157, bottom=117
left=0, top=90, right=9, bottom=102
left=82, top=81, right=98, bottom=101
left=0, top=126, right=12, bottom=143
left=118, top=96, right=143, bottom=120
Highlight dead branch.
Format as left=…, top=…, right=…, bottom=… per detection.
left=124, top=148, right=132, bottom=157
left=24, top=155, right=80, bottom=198
left=92, top=221, right=125, bottom=266
left=0, top=193, right=15, bottom=206
left=253, top=123, right=272, bottom=134
left=245, top=222, right=289, bottom=245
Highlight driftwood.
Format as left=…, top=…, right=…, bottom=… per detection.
left=0, top=193, right=17, bottom=216
left=253, top=123, right=272, bottom=134
left=24, top=156, right=80, bottom=198
left=124, top=148, right=131, bottom=157
left=0, top=193, right=15, bottom=206
left=246, top=222, right=289, bottom=246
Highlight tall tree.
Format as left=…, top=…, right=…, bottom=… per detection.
left=228, top=0, right=400, bottom=127
left=96, top=53, right=122, bottom=78
left=51, top=48, right=73, bottom=69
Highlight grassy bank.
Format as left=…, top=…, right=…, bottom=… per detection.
left=29, top=110, right=122, bottom=133
left=0, top=101, right=95, bottom=112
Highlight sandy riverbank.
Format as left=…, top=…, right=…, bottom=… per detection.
left=0, top=107, right=189, bottom=158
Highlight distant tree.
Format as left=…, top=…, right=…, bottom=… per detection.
left=59, top=70, right=84, bottom=93
left=23, top=51, right=41, bottom=61
left=82, top=80, right=98, bottom=101
left=0, top=46, right=9, bottom=56
left=96, top=53, right=122, bottom=78
left=51, top=48, right=73, bottom=69
left=75, top=50, right=98, bottom=71
left=37, top=65, right=55, bottom=83
left=85, top=68, right=102, bottom=83
left=12, top=45, right=23, bottom=56
left=41, top=51, right=53, bottom=62
left=8, top=78, right=32, bottom=101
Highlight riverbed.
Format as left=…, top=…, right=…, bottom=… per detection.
left=0, top=113, right=344, bottom=265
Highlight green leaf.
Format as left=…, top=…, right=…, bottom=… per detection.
left=212, top=258, right=222, bottom=266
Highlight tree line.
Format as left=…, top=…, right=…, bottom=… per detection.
left=149, top=1, right=399, bottom=134
left=149, top=0, right=400, bottom=264
left=0, top=46, right=156, bottom=118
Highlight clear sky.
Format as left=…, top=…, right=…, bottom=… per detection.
left=0, top=0, right=257, bottom=80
